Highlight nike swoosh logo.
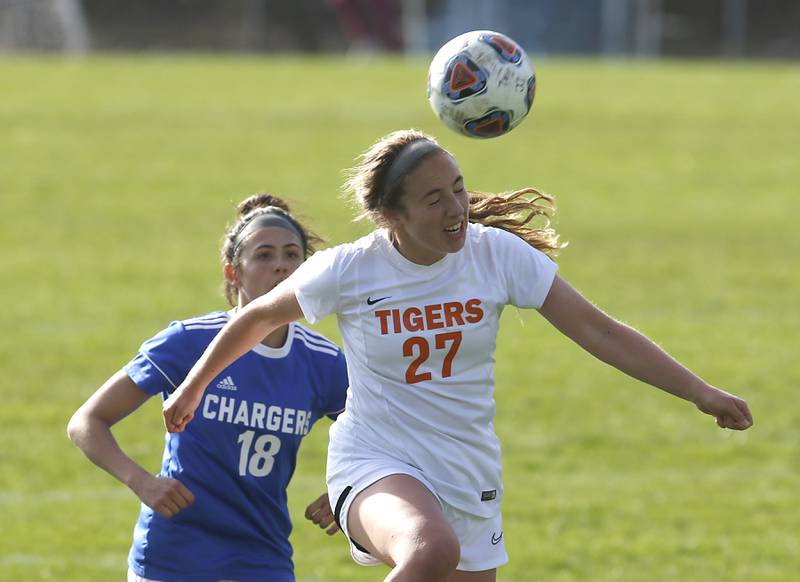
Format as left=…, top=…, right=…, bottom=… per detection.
left=491, top=532, right=503, bottom=545
left=366, top=296, right=391, bottom=306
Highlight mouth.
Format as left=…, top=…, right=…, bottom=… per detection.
left=444, top=221, right=463, bottom=234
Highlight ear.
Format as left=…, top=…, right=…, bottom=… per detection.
left=223, top=263, right=239, bottom=287
left=382, top=208, right=404, bottom=230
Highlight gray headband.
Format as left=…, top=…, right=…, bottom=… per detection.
left=233, top=211, right=307, bottom=257
left=382, top=140, right=443, bottom=201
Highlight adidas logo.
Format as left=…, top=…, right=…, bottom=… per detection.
left=216, top=376, right=238, bottom=391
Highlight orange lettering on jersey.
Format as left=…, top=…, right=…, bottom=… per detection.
left=391, top=309, right=402, bottom=334
left=443, top=302, right=465, bottom=327
left=425, top=304, right=444, bottom=330
left=373, top=300, right=484, bottom=335
left=465, top=298, right=484, bottom=323
left=374, top=309, right=392, bottom=335
left=403, top=307, right=425, bottom=332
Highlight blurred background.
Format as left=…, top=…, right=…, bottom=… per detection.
left=2, top=0, right=800, bottom=58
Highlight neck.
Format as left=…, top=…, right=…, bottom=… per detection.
left=233, top=303, right=289, bottom=348
left=390, top=229, right=445, bottom=266
left=261, top=324, right=290, bottom=348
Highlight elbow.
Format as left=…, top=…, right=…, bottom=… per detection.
left=66, top=409, right=85, bottom=444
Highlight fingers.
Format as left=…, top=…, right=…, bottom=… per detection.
left=716, top=411, right=752, bottom=431
left=146, top=477, right=196, bottom=519
left=304, top=493, right=326, bottom=519
left=163, top=415, right=178, bottom=433
left=162, top=387, right=202, bottom=433
left=163, top=398, right=180, bottom=432
left=734, top=398, right=754, bottom=427
left=155, top=496, right=183, bottom=519
left=305, top=492, right=338, bottom=534
left=163, top=405, right=195, bottom=433
left=719, top=396, right=753, bottom=430
left=701, top=388, right=753, bottom=431
left=163, top=413, right=184, bottom=433
left=174, top=480, right=196, bottom=507
left=172, top=411, right=194, bottom=433
left=306, top=504, right=334, bottom=527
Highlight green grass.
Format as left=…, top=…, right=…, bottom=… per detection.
left=1, top=55, right=798, bottom=581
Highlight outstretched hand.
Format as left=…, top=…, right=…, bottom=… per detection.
left=305, top=492, right=339, bottom=535
left=695, top=385, right=753, bottom=430
left=163, top=383, right=204, bottom=433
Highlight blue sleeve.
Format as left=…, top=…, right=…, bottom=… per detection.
left=123, top=322, right=194, bottom=397
left=323, top=351, right=349, bottom=420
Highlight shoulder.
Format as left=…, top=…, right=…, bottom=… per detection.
left=146, top=310, right=229, bottom=349
left=178, top=310, right=230, bottom=338
left=468, top=222, right=514, bottom=245
left=180, top=310, right=231, bottom=331
left=292, top=323, right=343, bottom=359
left=295, top=232, right=385, bottom=289
left=468, top=222, right=547, bottom=256
left=465, top=223, right=515, bottom=259
left=309, top=231, right=383, bottom=265
left=133, top=311, right=230, bottom=373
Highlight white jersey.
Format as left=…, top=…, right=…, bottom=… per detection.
left=291, top=222, right=557, bottom=518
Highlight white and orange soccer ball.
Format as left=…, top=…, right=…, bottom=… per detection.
left=427, top=30, right=536, bottom=138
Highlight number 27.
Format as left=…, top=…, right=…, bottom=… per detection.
left=402, top=331, right=462, bottom=384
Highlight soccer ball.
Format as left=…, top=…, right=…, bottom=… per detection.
left=427, top=30, right=535, bottom=139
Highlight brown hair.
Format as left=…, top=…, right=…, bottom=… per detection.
left=220, top=193, right=323, bottom=306
left=345, top=129, right=564, bottom=258
left=469, top=188, right=563, bottom=257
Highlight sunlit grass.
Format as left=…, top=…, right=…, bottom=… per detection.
left=1, top=55, right=797, bottom=581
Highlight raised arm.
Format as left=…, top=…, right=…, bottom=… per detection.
left=162, top=281, right=303, bottom=432
left=538, top=276, right=753, bottom=430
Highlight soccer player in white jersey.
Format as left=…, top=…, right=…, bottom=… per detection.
left=162, top=130, right=753, bottom=582
left=68, top=194, right=349, bottom=582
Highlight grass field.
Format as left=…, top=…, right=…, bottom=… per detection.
left=1, top=55, right=798, bottom=581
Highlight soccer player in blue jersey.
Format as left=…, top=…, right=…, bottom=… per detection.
left=68, top=194, right=349, bottom=582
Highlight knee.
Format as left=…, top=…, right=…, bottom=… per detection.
left=400, top=523, right=460, bottom=577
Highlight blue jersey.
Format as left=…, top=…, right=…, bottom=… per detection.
left=123, top=311, right=348, bottom=582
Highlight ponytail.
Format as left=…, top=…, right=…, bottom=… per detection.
left=469, top=188, right=564, bottom=258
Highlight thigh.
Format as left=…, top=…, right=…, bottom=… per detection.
left=347, top=473, right=456, bottom=566
left=448, top=569, right=496, bottom=582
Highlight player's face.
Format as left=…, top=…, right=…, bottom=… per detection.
left=232, top=227, right=304, bottom=307
left=387, top=151, right=469, bottom=265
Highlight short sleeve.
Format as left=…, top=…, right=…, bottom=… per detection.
left=491, top=227, right=558, bottom=309
left=323, top=351, right=349, bottom=420
left=290, top=247, right=342, bottom=324
left=123, top=322, right=193, bottom=396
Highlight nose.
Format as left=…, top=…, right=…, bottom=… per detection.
left=274, top=256, right=289, bottom=272
left=444, top=190, right=466, bottom=218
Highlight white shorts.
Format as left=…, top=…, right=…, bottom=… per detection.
left=127, top=570, right=161, bottom=582
left=328, top=456, right=509, bottom=572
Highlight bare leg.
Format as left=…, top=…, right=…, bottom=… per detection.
left=448, top=569, right=496, bottom=582
left=348, top=474, right=461, bottom=581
